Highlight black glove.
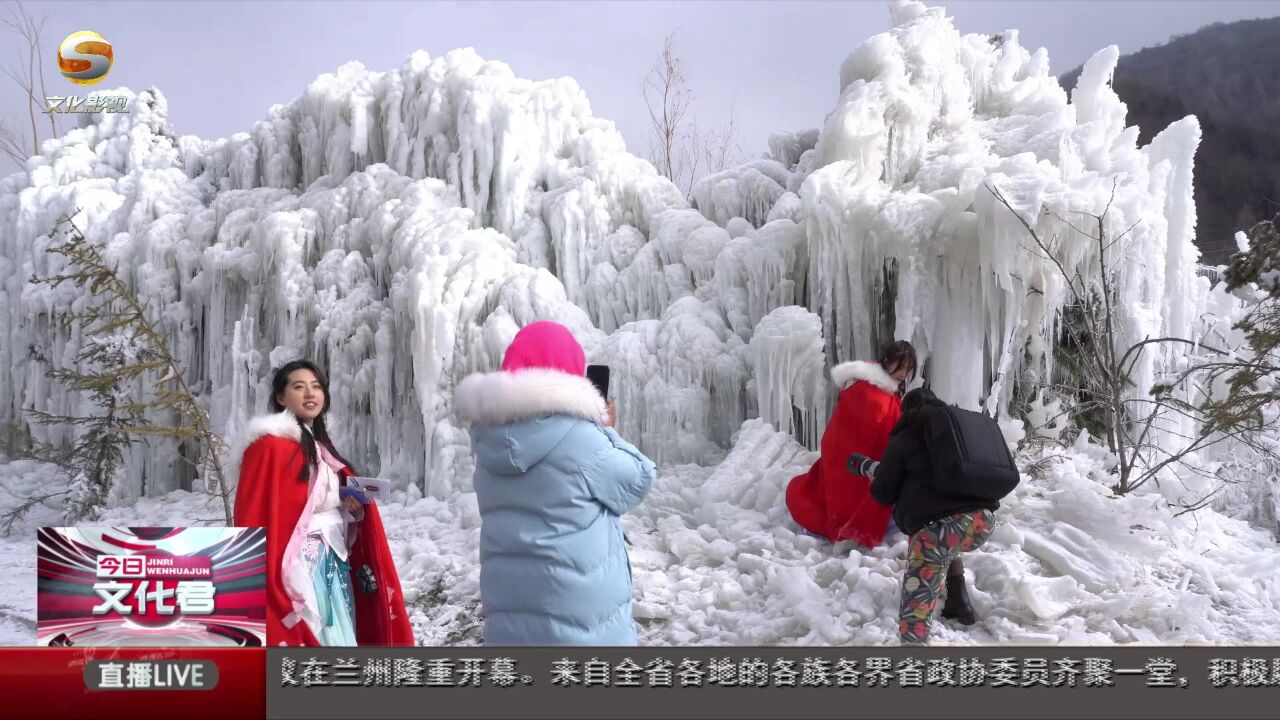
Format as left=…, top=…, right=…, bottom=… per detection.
left=847, top=453, right=879, bottom=478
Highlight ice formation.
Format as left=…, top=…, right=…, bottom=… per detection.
left=748, top=307, right=827, bottom=446
left=0, top=0, right=1234, bottom=513
left=2, top=0, right=1278, bottom=650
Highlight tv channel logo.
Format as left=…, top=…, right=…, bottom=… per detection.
left=58, top=30, right=114, bottom=86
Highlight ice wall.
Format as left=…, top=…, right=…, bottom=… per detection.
left=803, top=0, right=1204, bottom=416
left=0, top=0, right=1210, bottom=503
left=0, top=60, right=637, bottom=499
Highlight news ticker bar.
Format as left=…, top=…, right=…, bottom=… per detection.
left=3, top=646, right=1279, bottom=720
left=267, top=646, right=1280, bottom=720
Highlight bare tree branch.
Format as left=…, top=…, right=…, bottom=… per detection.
left=31, top=9, right=56, bottom=140
left=994, top=174, right=1277, bottom=500
left=0, top=117, right=27, bottom=165
left=701, top=100, right=741, bottom=176
left=641, top=32, right=741, bottom=199
left=1119, top=336, right=1231, bottom=381
left=1172, top=486, right=1224, bottom=518
left=1105, top=218, right=1142, bottom=253
left=1, top=1, right=58, bottom=160
left=642, top=33, right=691, bottom=184
left=1045, top=208, right=1097, bottom=245
left=987, top=183, right=1083, bottom=304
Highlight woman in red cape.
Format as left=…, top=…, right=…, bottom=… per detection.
left=234, top=360, right=414, bottom=647
left=785, top=342, right=917, bottom=548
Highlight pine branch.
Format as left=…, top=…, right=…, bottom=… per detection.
left=117, top=425, right=202, bottom=439
left=26, top=215, right=235, bottom=523
left=1, top=490, right=69, bottom=537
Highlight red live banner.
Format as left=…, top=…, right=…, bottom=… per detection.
left=0, top=648, right=265, bottom=719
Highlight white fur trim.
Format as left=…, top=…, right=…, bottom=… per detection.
left=830, top=360, right=900, bottom=394
left=455, top=369, right=607, bottom=426
left=241, top=410, right=303, bottom=445
left=226, top=410, right=303, bottom=500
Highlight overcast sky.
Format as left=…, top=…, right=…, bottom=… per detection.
left=2, top=0, right=1279, bottom=177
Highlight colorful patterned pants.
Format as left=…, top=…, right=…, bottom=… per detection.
left=898, top=509, right=995, bottom=645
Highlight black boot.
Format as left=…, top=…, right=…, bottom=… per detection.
left=940, top=564, right=976, bottom=625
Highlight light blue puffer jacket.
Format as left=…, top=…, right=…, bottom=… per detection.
left=456, top=368, right=656, bottom=645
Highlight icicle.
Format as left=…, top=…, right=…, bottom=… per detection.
left=0, top=2, right=1219, bottom=511
left=748, top=307, right=826, bottom=447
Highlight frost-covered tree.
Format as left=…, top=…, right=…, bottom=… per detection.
left=26, top=334, right=142, bottom=524
left=20, top=215, right=232, bottom=524
left=1208, top=214, right=1280, bottom=444
left=988, top=180, right=1259, bottom=503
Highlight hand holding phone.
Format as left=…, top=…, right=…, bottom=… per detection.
left=586, top=364, right=611, bottom=400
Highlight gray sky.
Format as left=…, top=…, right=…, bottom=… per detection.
left=3, top=0, right=1279, bottom=178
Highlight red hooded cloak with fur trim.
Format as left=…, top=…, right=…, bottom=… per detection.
left=785, top=361, right=902, bottom=547
left=233, top=411, right=414, bottom=646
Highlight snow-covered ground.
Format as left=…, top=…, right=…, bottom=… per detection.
left=5, top=417, right=1278, bottom=647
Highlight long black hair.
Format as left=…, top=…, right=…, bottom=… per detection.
left=901, top=386, right=937, bottom=416
left=269, top=360, right=354, bottom=483
left=894, top=386, right=939, bottom=434
left=878, top=340, right=919, bottom=393
left=878, top=340, right=918, bottom=381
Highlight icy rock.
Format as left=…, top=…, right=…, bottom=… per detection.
left=1022, top=525, right=1136, bottom=592
left=692, top=161, right=790, bottom=229
left=1009, top=631, right=1061, bottom=645
left=768, top=129, right=821, bottom=171
left=1015, top=575, right=1086, bottom=621
left=988, top=521, right=1024, bottom=547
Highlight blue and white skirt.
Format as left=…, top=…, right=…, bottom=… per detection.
left=302, top=533, right=358, bottom=646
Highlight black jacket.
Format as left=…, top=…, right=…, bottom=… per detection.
left=869, top=403, right=999, bottom=536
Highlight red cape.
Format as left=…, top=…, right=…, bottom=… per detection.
left=234, top=433, right=414, bottom=647
left=786, top=378, right=901, bottom=547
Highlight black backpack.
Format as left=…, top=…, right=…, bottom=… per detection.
left=920, top=403, right=1020, bottom=502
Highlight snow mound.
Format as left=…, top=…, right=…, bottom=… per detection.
left=6, top=422, right=1277, bottom=646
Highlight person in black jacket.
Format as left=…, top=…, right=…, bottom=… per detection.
left=848, top=388, right=999, bottom=645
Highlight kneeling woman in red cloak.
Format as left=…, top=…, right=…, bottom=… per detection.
left=786, top=341, right=917, bottom=548
left=234, top=360, right=413, bottom=646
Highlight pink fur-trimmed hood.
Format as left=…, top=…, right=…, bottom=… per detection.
left=830, top=360, right=900, bottom=394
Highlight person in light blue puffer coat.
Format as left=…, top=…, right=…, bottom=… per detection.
left=454, top=321, right=656, bottom=645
